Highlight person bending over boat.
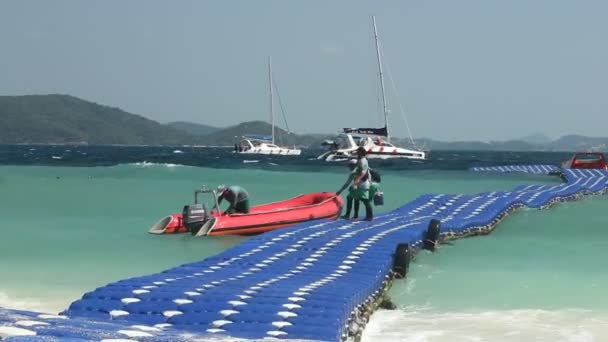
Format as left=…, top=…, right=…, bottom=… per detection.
left=336, top=147, right=373, bottom=221
left=216, top=185, right=250, bottom=215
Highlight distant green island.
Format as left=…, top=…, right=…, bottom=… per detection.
left=0, top=94, right=606, bottom=151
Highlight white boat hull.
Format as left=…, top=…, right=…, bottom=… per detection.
left=320, top=149, right=425, bottom=162
left=318, top=134, right=426, bottom=161
left=237, top=147, right=301, bottom=155
left=236, top=138, right=301, bottom=156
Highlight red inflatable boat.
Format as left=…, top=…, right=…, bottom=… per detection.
left=148, top=191, right=343, bottom=236
left=561, top=152, right=607, bottom=170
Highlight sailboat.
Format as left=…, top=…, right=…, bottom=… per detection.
left=318, top=17, right=426, bottom=161
left=236, top=57, right=301, bottom=156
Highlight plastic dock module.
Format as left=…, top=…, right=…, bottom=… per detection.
left=0, top=307, right=206, bottom=341
left=470, top=164, right=559, bottom=174
left=1, top=167, right=607, bottom=342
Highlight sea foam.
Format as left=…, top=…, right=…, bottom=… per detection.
left=0, top=292, right=63, bottom=314
left=362, top=308, right=608, bottom=342
left=129, top=161, right=183, bottom=168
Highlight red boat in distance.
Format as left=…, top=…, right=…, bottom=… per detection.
left=149, top=189, right=343, bottom=236
left=561, top=152, right=607, bottom=170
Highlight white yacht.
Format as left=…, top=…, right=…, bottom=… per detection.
left=318, top=16, right=426, bottom=162
left=236, top=57, right=301, bottom=156
left=237, top=134, right=301, bottom=155
left=318, top=131, right=425, bottom=161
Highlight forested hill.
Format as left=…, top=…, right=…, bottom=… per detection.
left=0, top=94, right=325, bottom=146
left=196, top=120, right=332, bottom=147
left=0, top=95, right=195, bottom=145
left=1, top=94, right=606, bottom=151
left=166, top=121, right=220, bottom=136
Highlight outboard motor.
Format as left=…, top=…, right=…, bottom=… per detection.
left=183, top=203, right=208, bottom=235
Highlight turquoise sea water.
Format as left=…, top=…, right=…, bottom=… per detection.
left=1, top=160, right=607, bottom=341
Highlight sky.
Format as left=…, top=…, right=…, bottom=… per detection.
left=1, top=0, right=607, bottom=141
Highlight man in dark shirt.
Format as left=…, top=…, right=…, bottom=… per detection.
left=216, top=185, right=250, bottom=214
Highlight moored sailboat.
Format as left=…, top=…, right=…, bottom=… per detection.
left=236, top=56, right=301, bottom=156
left=318, top=16, right=426, bottom=161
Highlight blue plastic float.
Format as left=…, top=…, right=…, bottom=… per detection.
left=470, top=164, right=559, bottom=174
left=1, top=168, right=607, bottom=341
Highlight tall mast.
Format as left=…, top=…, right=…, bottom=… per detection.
left=372, top=16, right=389, bottom=142
left=268, top=56, right=275, bottom=144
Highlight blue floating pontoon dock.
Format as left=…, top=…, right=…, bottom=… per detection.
left=470, top=164, right=559, bottom=174
left=1, top=168, right=607, bottom=341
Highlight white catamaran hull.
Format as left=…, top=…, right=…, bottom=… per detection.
left=237, top=147, right=301, bottom=155
left=318, top=132, right=426, bottom=161
left=318, top=147, right=425, bottom=161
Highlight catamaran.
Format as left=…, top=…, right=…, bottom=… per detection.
left=236, top=57, right=301, bottom=156
left=318, top=17, right=426, bottom=162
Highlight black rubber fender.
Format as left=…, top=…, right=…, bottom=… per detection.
left=423, top=219, right=441, bottom=251
left=392, top=243, right=410, bottom=279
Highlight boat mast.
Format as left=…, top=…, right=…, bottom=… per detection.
left=372, top=16, right=389, bottom=142
left=268, top=56, right=275, bottom=144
